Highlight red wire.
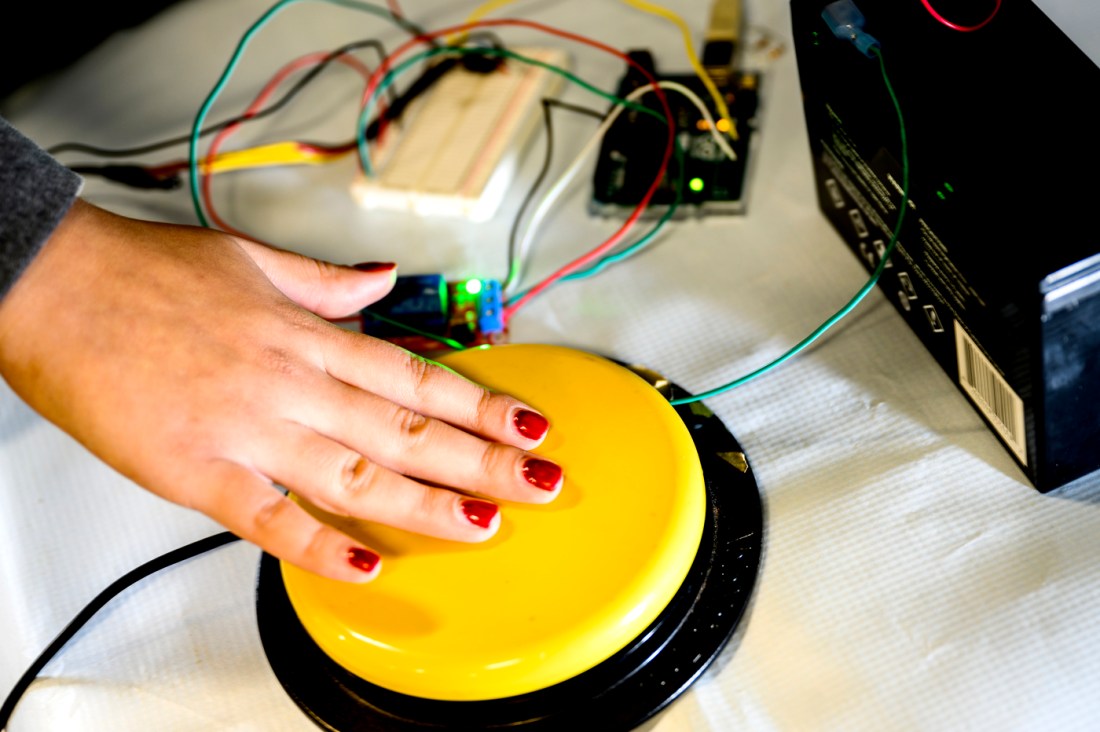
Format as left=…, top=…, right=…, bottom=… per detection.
left=360, top=18, right=675, bottom=324
left=198, top=17, right=673, bottom=322
left=919, top=0, right=1002, bottom=31
left=202, top=51, right=376, bottom=236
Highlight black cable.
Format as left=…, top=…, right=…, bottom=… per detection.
left=47, top=39, right=398, bottom=158
left=67, top=164, right=182, bottom=190
left=0, top=531, right=241, bottom=730
left=506, top=98, right=607, bottom=286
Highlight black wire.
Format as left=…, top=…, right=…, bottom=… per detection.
left=67, top=164, right=182, bottom=190
left=0, top=531, right=241, bottom=730
left=46, top=38, right=402, bottom=158
left=506, top=98, right=607, bottom=286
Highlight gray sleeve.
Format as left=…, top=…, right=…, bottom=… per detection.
left=0, top=116, right=83, bottom=300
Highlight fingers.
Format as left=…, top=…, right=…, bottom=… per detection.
left=258, top=422, right=505, bottom=542
left=237, top=237, right=397, bottom=318
left=195, top=459, right=383, bottom=583
left=319, top=387, right=561, bottom=503
left=321, top=333, right=552, bottom=451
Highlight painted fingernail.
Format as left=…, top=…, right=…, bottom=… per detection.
left=461, top=499, right=499, bottom=529
left=513, top=409, right=549, bottom=441
left=347, top=547, right=381, bottom=573
left=522, top=458, right=562, bottom=492
left=353, top=261, right=397, bottom=272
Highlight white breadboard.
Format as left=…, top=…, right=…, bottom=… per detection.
left=351, top=47, right=569, bottom=222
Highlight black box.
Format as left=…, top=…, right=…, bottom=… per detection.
left=790, top=0, right=1100, bottom=491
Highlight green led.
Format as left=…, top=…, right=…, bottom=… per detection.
left=463, top=279, right=483, bottom=295
left=936, top=190, right=946, bottom=200
left=943, top=182, right=955, bottom=193
left=688, top=177, right=705, bottom=193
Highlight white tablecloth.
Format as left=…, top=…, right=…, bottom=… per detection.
left=3, top=1, right=1100, bottom=730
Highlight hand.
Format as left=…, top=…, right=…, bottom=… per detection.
left=0, top=200, right=561, bottom=582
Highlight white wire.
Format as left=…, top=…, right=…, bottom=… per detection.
left=505, top=80, right=736, bottom=295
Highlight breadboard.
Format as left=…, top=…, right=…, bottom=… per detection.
left=351, top=47, right=569, bottom=222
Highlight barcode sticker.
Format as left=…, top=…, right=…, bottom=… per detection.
left=954, top=322, right=1028, bottom=466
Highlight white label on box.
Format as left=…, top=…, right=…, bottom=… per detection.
left=954, top=322, right=1028, bottom=466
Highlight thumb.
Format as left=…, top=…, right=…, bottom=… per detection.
left=236, top=239, right=397, bottom=318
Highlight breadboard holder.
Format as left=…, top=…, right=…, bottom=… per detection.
left=352, top=47, right=569, bottom=222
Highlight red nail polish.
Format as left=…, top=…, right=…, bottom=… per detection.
left=522, top=458, right=562, bottom=492
left=347, top=547, right=381, bottom=573
left=461, top=499, right=499, bottom=529
left=514, top=409, right=549, bottom=441
left=353, top=261, right=397, bottom=272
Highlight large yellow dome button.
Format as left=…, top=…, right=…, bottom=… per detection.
left=281, top=344, right=705, bottom=701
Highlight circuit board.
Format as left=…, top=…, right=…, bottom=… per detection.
left=358, top=275, right=507, bottom=355
left=351, top=48, right=569, bottom=222
left=590, top=50, right=760, bottom=218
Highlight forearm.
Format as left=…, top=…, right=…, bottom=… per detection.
left=0, top=116, right=83, bottom=300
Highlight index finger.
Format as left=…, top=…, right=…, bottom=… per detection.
left=320, top=330, right=550, bottom=448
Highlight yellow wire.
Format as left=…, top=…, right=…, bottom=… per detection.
left=203, top=141, right=350, bottom=174
left=461, top=0, right=738, bottom=140
left=619, top=0, right=737, bottom=140
left=465, top=0, right=518, bottom=24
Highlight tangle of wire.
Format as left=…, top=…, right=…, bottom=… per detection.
left=187, top=0, right=422, bottom=228
left=191, top=37, right=678, bottom=309
left=348, top=20, right=676, bottom=323
left=185, top=6, right=678, bottom=314
left=504, top=99, right=686, bottom=306
left=198, top=36, right=505, bottom=233
left=201, top=49, right=377, bottom=236
left=504, top=80, right=733, bottom=300
left=504, top=99, right=606, bottom=295
left=48, top=38, right=399, bottom=161
left=462, top=0, right=738, bottom=139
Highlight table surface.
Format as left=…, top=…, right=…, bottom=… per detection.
left=3, top=1, right=1100, bottom=730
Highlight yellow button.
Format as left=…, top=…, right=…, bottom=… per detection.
left=281, top=344, right=705, bottom=700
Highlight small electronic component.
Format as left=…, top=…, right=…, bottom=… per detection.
left=359, top=274, right=507, bottom=354
left=352, top=47, right=569, bottom=222
left=589, top=50, right=760, bottom=218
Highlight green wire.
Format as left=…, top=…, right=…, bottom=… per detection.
left=188, top=0, right=398, bottom=228
left=669, top=46, right=908, bottom=406
left=361, top=309, right=467, bottom=351
left=356, top=45, right=664, bottom=177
